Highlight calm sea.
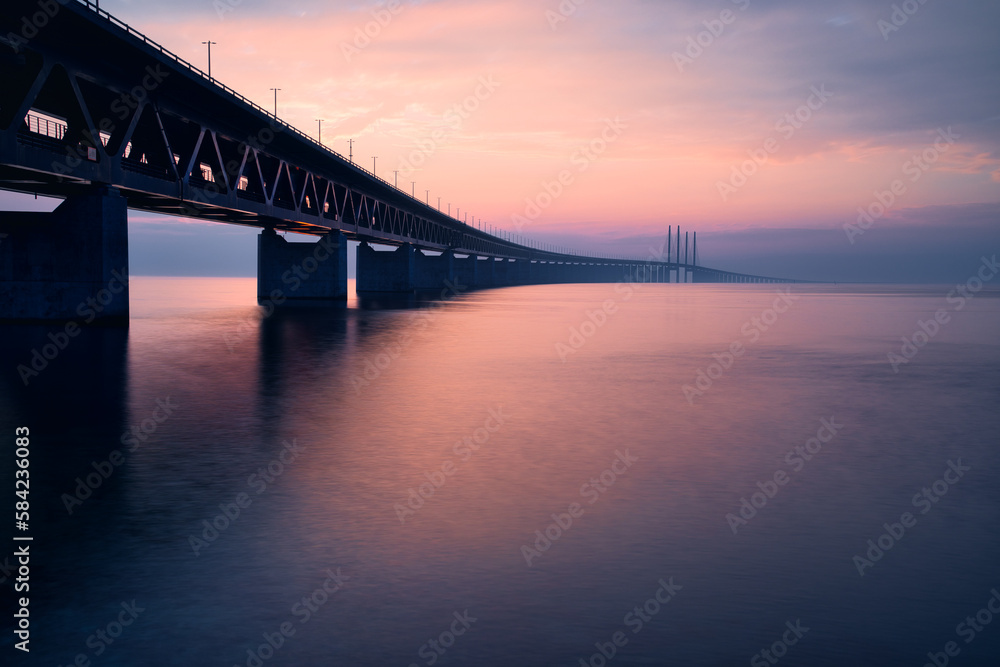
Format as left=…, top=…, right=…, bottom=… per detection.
left=1, top=277, right=999, bottom=666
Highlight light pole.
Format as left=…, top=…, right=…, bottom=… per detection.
left=315, top=119, right=323, bottom=145
left=393, top=170, right=399, bottom=188
left=411, top=181, right=416, bottom=197
left=426, top=190, right=429, bottom=205
left=372, top=156, right=377, bottom=174
left=347, top=139, right=354, bottom=163
left=202, top=41, right=217, bottom=78
left=270, top=88, right=281, bottom=116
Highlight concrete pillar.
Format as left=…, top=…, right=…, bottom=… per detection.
left=452, top=254, right=478, bottom=289
left=356, top=242, right=415, bottom=294
left=413, top=249, right=454, bottom=294
left=258, top=229, right=347, bottom=303
left=477, top=257, right=495, bottom=288
left=0, top=187, right=129, bottom=325
left=509, top=259, right=529, bottom=285
left=494, top=258, right=510, bottom=286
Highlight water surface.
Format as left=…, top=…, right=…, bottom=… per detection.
left=2, top=278, right=999, bottom=666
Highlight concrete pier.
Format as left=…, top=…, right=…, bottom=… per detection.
left=0, top=188, right=129, bottom=325
left=356, top=242, right=415, bottom=294
left=452, top=254, right=479, bottom=289
left=413, top=250, right=454, bottom=294
left=257, top=229, right=348, bottom=303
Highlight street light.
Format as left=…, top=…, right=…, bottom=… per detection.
left=372, top=156, right=377, bottom=174
left=270, top=88, right=281, bottom=116
left=347, top=139, right=354, bottom=163
left=315, top=119, right=323, bottom=145
left=411, top=181, right=416, bottom=197
left=202, top=41, right=217, bottom=78
left=393, top=170, right=399, bottom=188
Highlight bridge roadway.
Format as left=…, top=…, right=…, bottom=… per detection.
left=0, top=0, right=796, bottom=325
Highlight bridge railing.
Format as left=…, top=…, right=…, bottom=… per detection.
left=24, top=112, right=66, bottom=140
left=60, top=2, right=743, bottom=268
left=69, top=1, right=493, bottom=235
left=65, top=1, right=615, bottom=257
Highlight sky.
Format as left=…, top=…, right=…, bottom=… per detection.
left=6, top=0, right=1000, bottom=281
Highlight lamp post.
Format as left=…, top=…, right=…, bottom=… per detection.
left=347, top=139, right=354, bottom=163
left=202, top=41, right=217, bottom=78
left=372, top=156, right=377, bottom=175
left=269, top=88, right=281, bottom=116
left=316, top=119, right=323, bottom=145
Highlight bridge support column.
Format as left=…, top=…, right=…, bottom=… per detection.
left=257, top=228, right=347, bottom=303
left=413, top=249, right=455, bottom=295
left=0, top=187, right=129, bottom=325
left=477, top=257, right=495, bottom=288
left=356, top=242, right=415, bottom=294
left=453, top=254, right=478, bottom=289
left=494, top=259, right=510, bottom=286
left=510, top=259, right=529, bottom=285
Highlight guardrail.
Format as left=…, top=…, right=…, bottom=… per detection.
left=57, top=1, right=698, bottom=264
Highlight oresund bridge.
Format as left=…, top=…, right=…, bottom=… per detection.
left=0, top=0, right=797, bottom=325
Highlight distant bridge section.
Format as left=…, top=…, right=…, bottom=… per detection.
left=0, top=0, right=798, bottom=324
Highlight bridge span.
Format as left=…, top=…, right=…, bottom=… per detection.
left=0, top=0, right=797, bottom=325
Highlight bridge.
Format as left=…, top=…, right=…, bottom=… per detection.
left=0, top=0, right=798, bottom=325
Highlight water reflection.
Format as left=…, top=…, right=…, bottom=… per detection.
left=1, top=280, right=998, bottom=666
